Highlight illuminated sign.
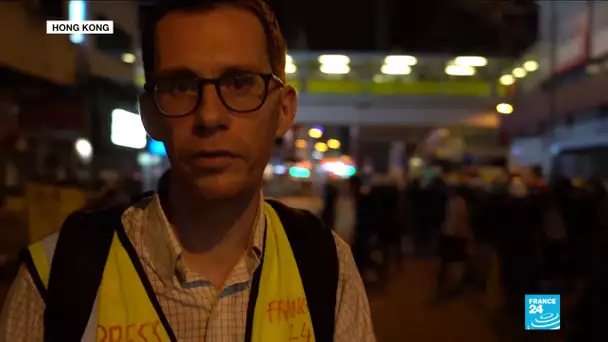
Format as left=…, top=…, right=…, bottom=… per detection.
left=148, top=139, right=167, bottom=156
left=110, top=109, right=147, bottom=149
left=68, top=1, right=86, bottom=44
left=289, top=167, right=310, bottom=178
left=321, top=161, right=356, bottom=178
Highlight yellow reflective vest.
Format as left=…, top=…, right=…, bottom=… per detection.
left=26, top=200, right=337, bottom=341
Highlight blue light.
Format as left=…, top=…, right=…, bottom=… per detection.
left=289, top=167, right=310, bottom=178
left=345, top=165, right=356, bottom=177
left=69, top=1, right=86, bottom=44
left=148, top=139, right=167, bottom=156
left=274, top=165, right=286, bottom=175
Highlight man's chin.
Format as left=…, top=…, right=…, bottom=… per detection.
left=191, top=175, right=251, bottom=200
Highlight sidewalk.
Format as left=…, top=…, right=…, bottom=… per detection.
left=368, top=259, right=500, bottom=342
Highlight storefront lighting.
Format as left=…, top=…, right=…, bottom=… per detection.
left=308, top=128, right=323, bottom=139
left=148, top=139, right=167, bottom=156
left=523, top=60, right=539, bottom=72
left=295, top=139, right=307, bottom=149
left=286, top=55, right=297, bottom=74
left=314, top=142, right=328, bottom=152
left=512, top=67, right=527, bottom=78
left=319, top=55, right=350, bottom=75
left=137, top=152, right=161, bottom=167
left=74, top=138, right=93, bottom=162
left=111, top=109, right=147, bottom=149
left=384, top=55, right=417, bottom=66
left=445, top=65, right=476, bottom=76
left=496, top=103, right=514, bottom=115
left=289, top=166, right=310, bottom=178
left=381, top=64, right=411, bottom=75
left=274, top=165, right=286, bottom=175
left=327, top=139, right=341, bottom=149
left=499, top=74, right=515, bottom=86
left=122, top=53, right=136, bottom=64
left=68, top=1, right=86, bottom=44
left=453, top=56, right=487, bottom=67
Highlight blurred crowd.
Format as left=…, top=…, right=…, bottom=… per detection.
left=8, top=163, right=608, bottom=337
left=321, top=165, right=608, bottom=337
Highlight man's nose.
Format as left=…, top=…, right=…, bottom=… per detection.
left=192, top=84, right=229, bottom=129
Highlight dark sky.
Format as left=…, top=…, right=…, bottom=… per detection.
left=140, top=0, right=538, bottom=56
left=271, top=0, right=538, bottom=56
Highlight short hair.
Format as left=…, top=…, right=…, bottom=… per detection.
left=140, top=0, right=287, bottom=85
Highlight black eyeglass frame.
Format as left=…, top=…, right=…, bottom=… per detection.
left=144, top=73, right=284, bottom=118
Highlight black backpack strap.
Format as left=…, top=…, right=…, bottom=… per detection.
left=266, top=199, right=339, bottom=342
left=18, top=248, right=48, bottom=302
left=43, top=205, right=126, bottom=341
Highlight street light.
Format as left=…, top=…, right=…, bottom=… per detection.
left=384, top=55, right=417, bottom=66
left=295, top=139, right=307, bottom=148
left=110, top=109, right=147, bottom=149
left=496, top=103, right=514, bottom=115
left=445, top=65, right=476, bottom=76
left=499, top=74, right=516, bottom=86
left=286, top=54, right=297, bottom=74
left=523, top=60, right=539, bottom=72
left=381, top=64, right=411, bottom=75
left=121, top=53, right=136, bottom=64
left=319, top=55, right=350, bottom=75
left=327, top=139, right=341, bottom=149
left=381, top=55, right=416, bottom=75
left=308, top=128, right=323, bottom=139
left=512, top=67, right=527, bottom=78
left=314, top=142, right=328, bottom=152
left=74, top=138, right=93, bottom=163
left=453, top=56, right=487, bottom=67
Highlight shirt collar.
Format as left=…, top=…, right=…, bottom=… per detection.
left=138, top=193, right=266, bottom=283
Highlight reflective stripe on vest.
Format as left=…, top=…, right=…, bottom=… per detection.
left=28, top=203, right=315, bottom=341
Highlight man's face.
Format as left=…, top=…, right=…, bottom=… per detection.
left=141, top=6, right=296, bottom=199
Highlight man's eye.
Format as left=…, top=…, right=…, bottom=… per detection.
left=224, top=73, right=256, bottom=89
left=157, top=78, right=197, bottom=94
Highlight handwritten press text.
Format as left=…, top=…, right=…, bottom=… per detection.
left=97, top=321, right=162, bottom=342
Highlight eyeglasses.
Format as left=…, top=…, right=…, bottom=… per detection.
left=144, top=70, right=284, bottom=118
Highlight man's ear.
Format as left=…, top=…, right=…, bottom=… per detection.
left=275, top=85, right=297, bottom=137
left=139, top=92, right=163, bottom=141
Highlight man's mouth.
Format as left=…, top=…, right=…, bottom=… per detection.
left=189, top=150, right=239, bottom=169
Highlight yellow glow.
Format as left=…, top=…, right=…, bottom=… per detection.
left=121, top=53, right=136, bottom=64
left=320, top=64, right=350, bottom=75
left=381, top=64, right=411, bottom=75
left=308, top=128, right=323, bottom=139
left=318, top=55, right=351, bottom=75
left=286, top=63, right=297, bottom=74
left=499, top=74, right=515, bottom=86
left=445, top=65, right=476, bottom=76
left=295, top=139, right=307, bottom=149
left=327, top=139, right=341, bottom=149
left=315, top=142, right=328, bottom=152
left=496, top=103, right=514, bottom=115
left=453, top=56, right=487, bottom=67
left=384, top=55, right=417, bottom=66
left=523, top=60, right=539, bottom=72
left=318, top=55, right=350, bottom=64
left=461, top=112, right=500, bottom=128
left=512, top=67, right=527, bottom=78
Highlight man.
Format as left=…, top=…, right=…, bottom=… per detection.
left=0, top=1, right=375, bottom=341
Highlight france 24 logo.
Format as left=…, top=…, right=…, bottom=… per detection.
left=525, top=294, right=560, bottom=330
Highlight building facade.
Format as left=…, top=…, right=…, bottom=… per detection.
left=502, top=1, right=608, bottom=178
left=0, top=0, right=144, bottom=191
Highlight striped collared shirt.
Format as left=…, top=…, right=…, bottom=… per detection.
left=0, top=195, right=376, bottom=341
